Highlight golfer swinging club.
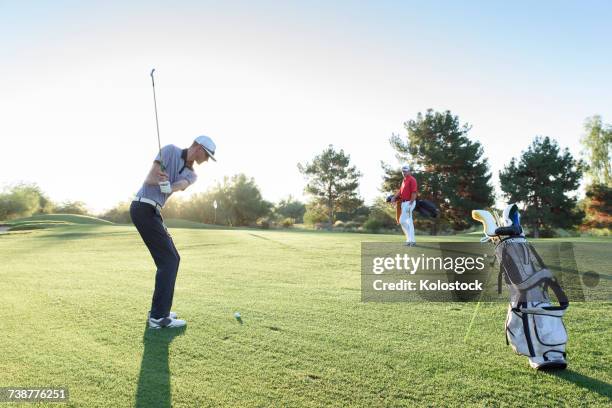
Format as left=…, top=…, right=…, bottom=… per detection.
left=130, top=136, right=216, bottom=328
left=396, top=164, right=418, bottom=246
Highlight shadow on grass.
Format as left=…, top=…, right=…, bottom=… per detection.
left=37, top=230, right=135, bottom=240
left=135, top=326, right=186, bottom=408
left=547, top=370, right=611, bottom=399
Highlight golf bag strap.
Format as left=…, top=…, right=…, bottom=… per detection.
left=511, top=269, right=554, bottom=291
left=499, top=236, right=520, bottom=243
left=542, top=278, right=569, bottom=310
left=520, top=304, right=536, bottom=357
left=512, top=307, right=565, bottom=316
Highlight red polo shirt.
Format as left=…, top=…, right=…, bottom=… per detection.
left=398, top=175, right=417, bottom=201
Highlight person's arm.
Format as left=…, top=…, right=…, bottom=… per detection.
left=396, top=179, right=404, bottom=201
left=409, top=177, right=418, bottom=204
left=171, top=180, right=190, bottom=192
left=144, top=162, right=168, bottom=185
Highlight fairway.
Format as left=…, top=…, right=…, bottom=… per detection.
left=1, top=224, right=610, bottom=407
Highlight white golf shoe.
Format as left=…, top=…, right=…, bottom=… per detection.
left=148, top=316, right=187, bottom=329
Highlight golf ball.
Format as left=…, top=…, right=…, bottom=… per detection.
left=234, top=312, right=241, bottom=319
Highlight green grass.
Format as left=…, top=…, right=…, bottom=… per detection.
left=5, top=214, right=113, bottom=228
left=163, top=218, right=227, bottom=230
left=0, top=224, right=610, bottom=407
left=6, top=221, right=74, bottom=231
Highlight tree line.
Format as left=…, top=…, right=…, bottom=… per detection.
left=296, top=110, right=609, bottom=237
left=1, top=109, right=609, bottom=237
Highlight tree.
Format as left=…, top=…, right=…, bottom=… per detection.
left=365, top=197, right=397, bottom=231
left=581, top=115, right=611, bottom=186
left=580, top=115, right=612, bottom=230
left=161, top=197, right=185, bottom=220
left=0, top=183, right=54, bottom=220
left=382, top=109, right=494, bottom=233
left=298, top=145, right=362, bottom=225
left=499, top=136, right=584, bottom=237
left=581, top=184, right=611, bottom=230
left=100, top=201, right=131, bottom=224
left=54, top=200, right=89, bottom=215
left=225, top=174, right=272, bottom=226
left=274, top=196, right=306, bottom=223
left=181, top=174, right=271, bottom=226
left=303, top=201, right=329, bottom=226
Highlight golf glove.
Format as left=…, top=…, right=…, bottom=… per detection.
left=159, top=181, right=172, bottom=194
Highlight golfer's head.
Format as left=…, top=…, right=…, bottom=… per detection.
left=401, top=164, right=411, bottom=176
left=191, top=143, right=209, bottom=164
left=193, top=135, right=217, bottom=164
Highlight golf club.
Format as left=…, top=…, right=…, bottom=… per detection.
left=150, top=68, right=165, bottom=171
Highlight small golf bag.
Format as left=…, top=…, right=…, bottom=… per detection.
left=386, top=195, right=438, bottom=224
left=496, top=237, right=569, bottom=370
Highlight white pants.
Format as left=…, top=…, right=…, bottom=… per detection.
left=399, top=201, right=416, bottom=243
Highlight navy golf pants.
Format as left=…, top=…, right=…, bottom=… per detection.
left=130, top=201, right=180, bottom=319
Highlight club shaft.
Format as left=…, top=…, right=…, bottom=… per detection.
left=150, top=69, right=164, bottom=170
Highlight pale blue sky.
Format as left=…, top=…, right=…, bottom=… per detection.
left=1, top=1, right=611, bottom=212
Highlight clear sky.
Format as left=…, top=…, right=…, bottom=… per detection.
left=1, top=1, right=611, bottom=213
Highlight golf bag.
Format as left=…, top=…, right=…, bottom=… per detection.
left=386, top=195, right=438, bottom=223
left=415, top=199, right=438, bottom=218
left=473, top=204, right=569, bottom=370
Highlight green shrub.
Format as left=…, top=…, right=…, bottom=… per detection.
left=303, top=203, right=328, bottom=226
left=553, top=228, right=580, bottom=238
left=275, top=196, right=306, bottom=223
left=100, top=202, right=131, bottom=224
left=0, top=183, right=52, bottom=220
left=281, top=217, right=295, bottom=228
left=354, top=215, right=368, bottom=224
left=314, top=222, right=332, bottom=230
left=54, top=201, right=90, bottom=215
left=581, top=228, right=611, bottom=237
left=363, top=218, right=383, bottom=232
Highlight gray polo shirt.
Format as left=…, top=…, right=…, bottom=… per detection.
left=136, top=144, right=198, bottom=207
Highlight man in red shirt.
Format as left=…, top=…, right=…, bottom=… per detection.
left=396, top=164, right=418, bottom=246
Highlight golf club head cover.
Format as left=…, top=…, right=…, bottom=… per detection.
left=472, top=209, right=499, bottom=236
left=495, top=203, right=523, bottom=236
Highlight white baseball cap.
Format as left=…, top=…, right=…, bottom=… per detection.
left=194, top=135, right=216, bottom=161
left=401, top=164, right=411, bottom=172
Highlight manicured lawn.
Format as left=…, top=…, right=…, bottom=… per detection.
left=0, top=223, right=610, bottom=407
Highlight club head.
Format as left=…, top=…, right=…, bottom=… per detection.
left=150, top=68, right=155, bottom=77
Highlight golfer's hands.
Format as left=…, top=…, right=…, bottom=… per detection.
left=145, top=163, right=169, bottom=186
left=159, top=180, right=172, bottom=194
left=157, top=170, right=169, bottom=183
left=157, top=168, right=172, bottom=193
